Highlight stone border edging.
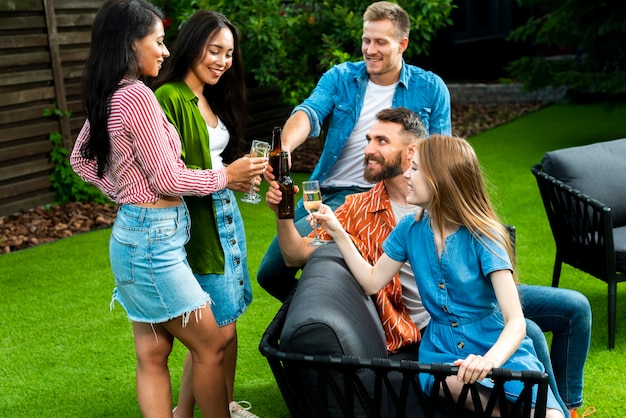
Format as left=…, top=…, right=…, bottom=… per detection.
left=448, top=83, right=567, bottom=105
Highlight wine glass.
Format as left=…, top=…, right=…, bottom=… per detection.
left=241, top=140, right=271, bottom=204
left=302, top=180, right=326, bottom=247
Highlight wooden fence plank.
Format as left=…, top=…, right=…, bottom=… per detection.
left=0, top=192, right=56, bottom=216
left=1, top=86, right=56, bottom=106
left=0, top=104, right=51, bottom=125
left=0, top=33, right=48, bottom=49
left=60, top=47, right=89, bottom=62
left=66, top=98, right=83, bottom=112
left=0, top=16, right=46, bottom=30
left=58, top=31, right=90, bottom=45
left=0, top=69, right=53, bottom=87
left=0, top=176, right=51, bottom=200
left=62, top=63, right=85, bottom=79
left=0, top=121, right=58, bottom=144
left=64, top=81, right=81, bottom=95
left=1, top=50, right=51, bottom=67
left=56, top=13, right=96, bottom=27
left=0, top=158, right=52, bottom=182
left=0, top=0, right=43, bottom=12
left=0, top=141, right=51, bottom=162
left=55, top=0, right=102, bottom=9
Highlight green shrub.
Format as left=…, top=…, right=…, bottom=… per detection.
left=45, top=108, right=111, bottom=205
left=154, top=0, right=453, bottom=106
left=507, top=0, right=626, bottom=98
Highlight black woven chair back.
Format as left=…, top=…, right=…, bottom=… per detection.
left=532, top=162, right=625, bottom=349
left=260, top=294, right=548, bottom=418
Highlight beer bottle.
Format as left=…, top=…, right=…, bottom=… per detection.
left=277, top=151, right=295, bottom=219
left=269, top=126, right=282, bottom=176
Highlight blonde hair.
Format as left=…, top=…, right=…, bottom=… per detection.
left=416, top=135, right=515, bottom=273
left=363, top=1, right=410, bottom=40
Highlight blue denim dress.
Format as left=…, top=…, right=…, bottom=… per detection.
left=383, top=215, right=562, bottom=412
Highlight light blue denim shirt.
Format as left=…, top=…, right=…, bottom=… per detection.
left=293, top=59, right=451, bottom=183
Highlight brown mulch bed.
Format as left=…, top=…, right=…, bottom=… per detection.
left=0, top=103, right=542, bottom=255
left=0, top=202, right=118, bottom=254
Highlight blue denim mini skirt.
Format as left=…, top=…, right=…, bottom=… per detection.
left=110, top=202, right=210, bottom=324
left=194, top=189, right=252, bottom=327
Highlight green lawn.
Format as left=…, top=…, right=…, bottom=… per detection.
left=1, top=102, right=626, bottom=416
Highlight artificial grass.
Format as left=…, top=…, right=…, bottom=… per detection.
left=1, top=102, right=626, bottom=416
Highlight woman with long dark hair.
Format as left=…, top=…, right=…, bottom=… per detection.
left=153, top=11, right=259, bottom=418
left=70, top=1, right=266, bottom=416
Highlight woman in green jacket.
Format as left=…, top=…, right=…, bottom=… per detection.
left=154, top=10, right=260, bottom=418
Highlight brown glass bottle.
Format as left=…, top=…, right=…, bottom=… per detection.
left=269, top=126, right=282, bottom=176
left=277, top=151, right=295, bottom=219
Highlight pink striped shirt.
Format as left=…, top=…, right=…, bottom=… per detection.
left=70, top=80, right=228, bottom=204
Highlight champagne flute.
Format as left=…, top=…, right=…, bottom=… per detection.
left=302, top=180, right=326, bottom=247
left=241, top=140, right=271, bottom=204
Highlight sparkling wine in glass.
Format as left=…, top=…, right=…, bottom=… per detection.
left=241, top=140, right=270, bottom=204
left=302, top=180, right=326, bottom=247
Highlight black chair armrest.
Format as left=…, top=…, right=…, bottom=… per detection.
left=532, top=164, right=617, bottom=281
left=280, top=242, right=387, bottom=358
left=260, top=293, right=549, bottom=418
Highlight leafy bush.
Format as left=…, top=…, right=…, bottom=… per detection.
left=507, top=0, right=626, bottom=98
left=154, top=0, right=453, bottom=105
left=45, top=108, right=111, bottom=205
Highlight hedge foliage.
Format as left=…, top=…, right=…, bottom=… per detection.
left=153, top=0, right=453, bottom=105
left=507, top=0, right=626, bottom=98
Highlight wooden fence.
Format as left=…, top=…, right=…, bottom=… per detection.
left=0, top=0, right=99, bottom=216
left=0, top=0, right=291, bottom=217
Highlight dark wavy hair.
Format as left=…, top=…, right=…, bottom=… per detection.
left=153, top=11, right=247, bottom=164
left=80, top=0, right=164, bottom=177
left=376, top=107, right=427, bottom=141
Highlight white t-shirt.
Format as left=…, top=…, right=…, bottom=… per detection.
left=322, top=80, right=397, bottom=188
left=390, top=200, right=430, bottom=331
left=208, top=117, right=229, bottom=170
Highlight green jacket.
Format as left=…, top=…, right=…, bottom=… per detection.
left=155, top=81, right=225, bottom=274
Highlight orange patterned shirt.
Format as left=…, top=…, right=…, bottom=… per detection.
left=315, top=182, right=421, bottom=352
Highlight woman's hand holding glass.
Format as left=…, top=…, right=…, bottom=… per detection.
left=241, top=140, right=271, bottom=203
left=225, top=152, right=268, bottom=193
left=309, top=202, right=351, bottom=244
left=302, top=180, right=326, bottom=247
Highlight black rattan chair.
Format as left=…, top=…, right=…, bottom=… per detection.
left=531, top=138, right=626, bottom=349
left=259, top=292, right=548, bottom=418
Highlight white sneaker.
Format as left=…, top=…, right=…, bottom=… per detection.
left=229, top=400, right=259, bottom=418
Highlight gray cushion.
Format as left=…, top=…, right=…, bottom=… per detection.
left=279, top=242, right=389, bottom=417
left=280, top=242, right=387, bottom=358
left=541, top=138, right=626, bottom=227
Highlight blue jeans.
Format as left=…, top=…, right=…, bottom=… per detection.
left=519, top=285, right=591, bottom=410
left=257, top=186, right=369, bottom=301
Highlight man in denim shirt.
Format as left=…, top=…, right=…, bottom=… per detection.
left=258, top=1, right=451, bottom=301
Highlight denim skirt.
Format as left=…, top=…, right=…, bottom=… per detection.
left=110, top=202, right=210, bottom=324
